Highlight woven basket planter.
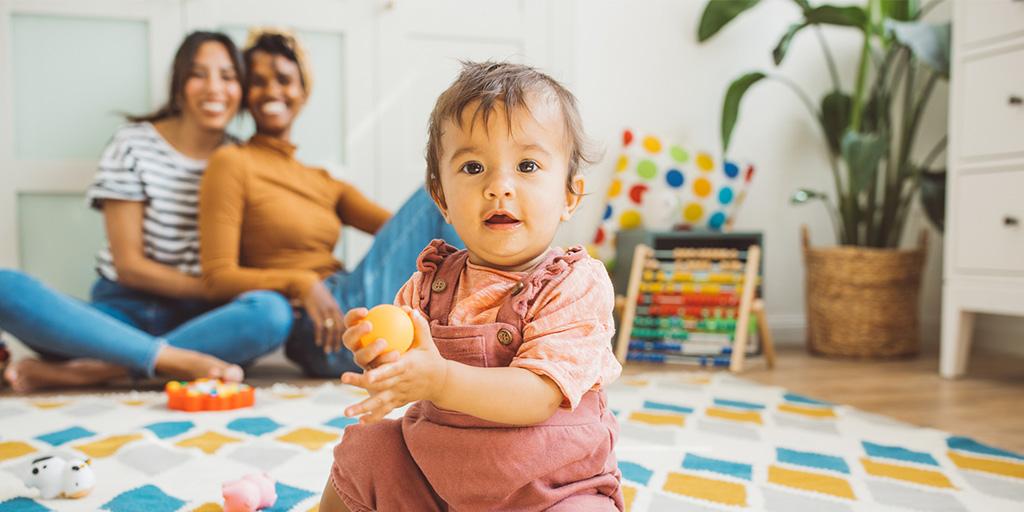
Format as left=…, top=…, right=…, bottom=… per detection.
left=802, top=226, right=926, bottom=358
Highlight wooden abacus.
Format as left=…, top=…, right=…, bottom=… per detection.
left=615, top=243, right=775, bottom=372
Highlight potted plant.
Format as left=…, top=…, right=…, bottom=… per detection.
left=698, top=0, right=950, bottom=357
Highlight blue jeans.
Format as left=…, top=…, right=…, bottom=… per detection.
left=285, top=186, right=463, bottom=377
left=0, top=272, right=293, bottom=377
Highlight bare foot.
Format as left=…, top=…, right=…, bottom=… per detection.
left=154, top=346, right=244, bottom=383
left=3, top=358, right=128, bottom=394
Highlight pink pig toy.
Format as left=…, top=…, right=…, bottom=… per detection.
left=222, top=473, right=277, bottom=512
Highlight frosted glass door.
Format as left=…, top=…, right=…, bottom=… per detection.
left=18, top=193, right=105, bottom=299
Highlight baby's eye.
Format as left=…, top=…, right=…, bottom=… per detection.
left=518, top=160, right=539, bottom=173
left=460, top=162, right=484, bottom=175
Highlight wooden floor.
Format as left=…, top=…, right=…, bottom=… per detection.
left=629, top=345, right=1024, bottom=453
left=4, top=345, right=1023, bottom=453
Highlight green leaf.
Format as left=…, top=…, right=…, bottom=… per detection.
left=888, top=20, right=951, bottom=77
left=841, top=131, right=887, bottom=195
left=920, top=170, right=946, bottom=232
left=721, top=72, right=766, bottom=152
left=773, top=22, right=808, bottom=65
left=862, top=91, right=881, bottom=133
left=881, top=0, right=918, bottom=21
left=698, top=0, right=761, bottom=42
left=821, top=91, right=852, bottom=154
left=804, top=4, right=868, bottom=28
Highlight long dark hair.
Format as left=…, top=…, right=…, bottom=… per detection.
left=127, top=31, right=244, bottom=123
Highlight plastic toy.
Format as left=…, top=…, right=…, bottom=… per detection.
left=358, top=304, right=414, bottom=353
left=616, top=242, right=776, bottom=372
left=223, top=472, right=277, bottom=512
left=25, top=456, right=95, bottom=499
left=165, top=378, right=255, bottom=412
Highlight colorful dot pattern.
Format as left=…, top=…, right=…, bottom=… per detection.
left=591, top=129, right=756, bottom=265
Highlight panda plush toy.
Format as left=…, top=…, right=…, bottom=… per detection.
left=26, top=456, right=96, bottom=499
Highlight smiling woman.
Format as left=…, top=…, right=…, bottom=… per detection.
left=0, top=31, right=295, bottom=393
left=199, top=29, right=462, bottom=378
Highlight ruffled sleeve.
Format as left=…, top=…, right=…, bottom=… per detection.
left=393, top=271, right=425, bottom=312
left=510, top=254, right=623, bottom=409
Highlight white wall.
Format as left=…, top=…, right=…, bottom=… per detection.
left=549, top=0, right=951, bottom=346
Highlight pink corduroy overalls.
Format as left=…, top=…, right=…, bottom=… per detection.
left=331, top=240, right=623, bottom=511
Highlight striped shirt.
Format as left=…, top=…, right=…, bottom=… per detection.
left=86, top=122, right=234, bottom=282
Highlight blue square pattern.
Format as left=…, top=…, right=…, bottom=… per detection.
left=776, top=447, right=850, bottom=474
left=0, top=497, right=52, bottom=512
left=619, top=461, right=654, bottom=486
left=101, top=485, right=184, bottom=512
left=143, top=421, right=194, bottom=440
left=35, top=426, right=94, bottom=446
left=227, top=417, right=283, bottom=436
left=325, top=416, right=358, bottom=430
left=265, top=482, right=315, bottom=512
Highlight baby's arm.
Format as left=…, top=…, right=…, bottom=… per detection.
left=343, top=308, right=563, bottom=425
left=434, top=361, right=564, bottom=425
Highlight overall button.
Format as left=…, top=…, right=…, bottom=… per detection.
left=497, top=328, right=514, bottom=346
left=431, top=279, right=447, bottom=293
left=510, top=281, right=525, bottom=296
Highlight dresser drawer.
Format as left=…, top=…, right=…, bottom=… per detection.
left=954, top=169, right=1024, bottom=273
left=960, top=44, right=1024, bottom=160
left=960, top=0, right=1024, bottom=47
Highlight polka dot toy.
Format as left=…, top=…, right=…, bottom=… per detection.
left=589, top=129, right=756, bottom=267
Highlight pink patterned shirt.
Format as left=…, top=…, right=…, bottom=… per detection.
left=395, top=250, right=622, bottom=409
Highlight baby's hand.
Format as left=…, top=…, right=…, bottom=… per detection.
left=341, top=308, right=401, bottom=370
left=341, top=308, right=448, bottom=424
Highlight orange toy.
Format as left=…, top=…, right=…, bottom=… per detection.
left=358, top=304, right=414, bottom=353
left=166, top=379, right=255, bottom=412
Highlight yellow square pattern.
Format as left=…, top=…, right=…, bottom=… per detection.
left=276, top=428, right=339, bottom=452
left=176, top=431, right=242, bottom=455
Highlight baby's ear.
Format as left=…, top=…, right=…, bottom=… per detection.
left=427, top=181, right=451, bottom=224
left=562, top=175, right=585, bottom=222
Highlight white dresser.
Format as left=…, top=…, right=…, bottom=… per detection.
left=941, top=0, right=1024, bottom=377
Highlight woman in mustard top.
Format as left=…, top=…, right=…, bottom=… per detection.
left=200, top=30, right=461, bottom=377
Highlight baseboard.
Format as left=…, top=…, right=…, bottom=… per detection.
left=766, top=314, right=806, bottom=345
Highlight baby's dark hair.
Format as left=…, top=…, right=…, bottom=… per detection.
left=425, top=61, right=595, bottom=208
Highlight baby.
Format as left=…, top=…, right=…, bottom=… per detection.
left=320, top=61, right=624, bottom=511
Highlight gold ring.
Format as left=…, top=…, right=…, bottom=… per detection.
left=324, top=318, right=335, bottom=329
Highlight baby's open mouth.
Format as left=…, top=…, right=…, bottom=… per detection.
left=485, top=212, right=521, bottom=226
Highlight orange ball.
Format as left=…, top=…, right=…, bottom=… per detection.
left=358, top=304, right=414, bottom=353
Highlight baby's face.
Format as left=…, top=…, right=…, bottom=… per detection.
left=436, top=96, right=583, bottom=271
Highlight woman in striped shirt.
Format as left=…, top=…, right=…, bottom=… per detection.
left=0, top=32, right=293, bottom=392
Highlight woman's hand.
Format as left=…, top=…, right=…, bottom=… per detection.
left=303, top=281, right=345, bottom=353
left=341, top=307, right=447, bottom=424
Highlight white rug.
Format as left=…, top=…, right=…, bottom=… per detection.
left=1, top=373, right=1022, bottom=511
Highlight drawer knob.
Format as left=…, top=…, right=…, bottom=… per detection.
left=1005, top=216, right=1020, bottom=227
left=1010, top=95, right=1024, bottom=106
